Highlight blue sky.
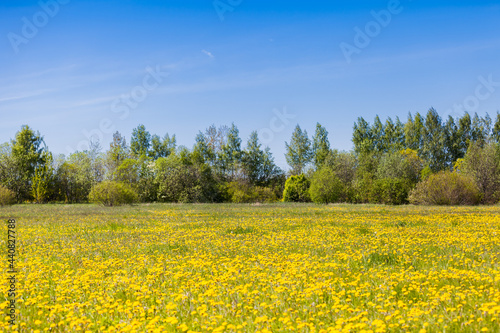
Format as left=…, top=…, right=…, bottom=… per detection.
left=1, top=0, right=500, bottom=169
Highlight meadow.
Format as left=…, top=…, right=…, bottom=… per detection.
left=1, top=203, right=500, bottom=332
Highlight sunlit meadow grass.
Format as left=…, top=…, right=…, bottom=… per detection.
left=1, top=203, right=500, bottom=332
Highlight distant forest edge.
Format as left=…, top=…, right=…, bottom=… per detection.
left=1, top=108, right=500, bottom=206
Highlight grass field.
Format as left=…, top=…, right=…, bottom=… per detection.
left=1, top=203, right=500, bottom=332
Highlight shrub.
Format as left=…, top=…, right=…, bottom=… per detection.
left=376, top=150, right=423, bottom=184
left=253, top=186, right=278, bottom=203
left=461, top=142, right=500, bottom=204
left=88, top=181, right=138, bottom=206
left=283, top=174, right=310, bottom=202
left=371, top=178, right=413, bottom=205
left=409, top=171, right=481, bottom=206
left=155, top=155, right=221, bottom=203
left=309, top=167, right=344, bottom=204
left=0, top=185, right=15, bottom=206
left=350, top=177, right=368, bottom=203
left=226, top=182, right=278, bottom=203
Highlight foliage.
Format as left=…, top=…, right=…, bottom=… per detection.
left=218, top=123, right=242, bottom=180
left=461, top=142, right=500, bottom=204
left=30, top=154, right=54, bottom=203
left=371, top=178, right=413, bottom=205
left=3, top=112, right=500, bottom=206
left=105, top=131, right=129, bottom=177
left=225, top=181, right=278, bottom=203
left=130, top=124, right=152, bottom=157
left=9, top=125, right=48, bottom=201
left=155, top=153, right=220, bottom=203
left=285, top=125, right=312, bottom=175
left=283, top=174, right=311, bottom=202
left=88, top=181, right=138, bottom=206
left=55, top=151, right=97, bottom=203
left=409, top=171, right=481, bottom=206
left=309, top=167, right=343, bottom=204
left=312, top=123, right=330, bottom=169
left=149, top=133, right=176, bottom=160
left=376, top=150, right=423, bottom=184
left=113, top=158, right=141, bottom=184
left=241, top=131, right=283, bottom=187
left=0, top=185, right=15, bottom=206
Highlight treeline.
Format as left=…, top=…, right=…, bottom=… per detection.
left=1, top=108, right=500, bottom=206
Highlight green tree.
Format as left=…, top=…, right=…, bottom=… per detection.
left=393, top=117, right=406, bottom=151
left=192, top=132, right=215, bottom=166
left=309, top=167, right=343, bottom=204
left=149, top=133, right=176, bottom=160
left=382, top=117, right=395, bottom=153
left=283, top=174, right=311, bottom=202
left=457, top=112, right=472, bottom=156
left=493, top=112, right=500, bottom=143
left=130, top=124, right=151, bottom=157
left=462, top=141, right=500, bottom=204
left=321, top=150, right=356, bottom=202
left=376, top=150, right=422, bottom=184
left=113, top=159, right=140, bottom=184
left=219, top=123, right=242, bottom=179
left=61, top=151, right=97, bottom=202
left=155, top=152, right=219, bottom=203
left=371, top=116, right=385, bottom=153
left=241, top=132, right=282, bottom=186
left=404, top=112, right=424, bottom=152
left=422, top=108, right=447, bottom=171
left=10, top=126, right=48, bottom=201
left=285, top=125, right=312, bottom=175
left=0, top=143, right=22, bottom=201
left=312, top=123, right=330, bottom=169
left=106, top=131, right=129, bottom=178
left=30, top=152, right=54, bottom=203
left=444, top=116, right=461, bottom=167
left=471, top=113, right=487, bottom=144
left=352, top=117, right=374, bottom=155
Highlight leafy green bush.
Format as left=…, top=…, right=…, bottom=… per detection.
left=309, top=167, right=344, bottom=204
left=0, top=185, right=15, bottom=206
left=409, top=171, right=481, bottom=206
left=155, top=155, right=221, bottom=203
left=283, top=174, right=310, bottom=202
left=88, top=181, right=138, bottom=206
left=226, top=181, right=278, bottom=203
left=461, top=142, right=500, bottom=204
left=371, top=178, right=413, bottom=205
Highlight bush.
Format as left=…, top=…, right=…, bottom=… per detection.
left=226, top=182, right=278, bottom=203
left=409, top=171, right=481, bottom=206
left=461, top=142, right=500, bottom=204
left=352, top=174, right=373, bottom=204
left=0, top=185, right=15, bottom=206
left=309, top=167, right=344, bottom=204
left=155, top=155, right=221, bottom=203
left=371, top=178, right=413, bottom=205
left=283, top=174, right=310, bottom=202
left=88, top=181, right=138, bottom=206
left=376, top=150, right=423, bottom=184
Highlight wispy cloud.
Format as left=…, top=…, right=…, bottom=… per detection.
left=0, top=89, right=56, bottom=103
left=202, top=49, right=215, bottom=59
